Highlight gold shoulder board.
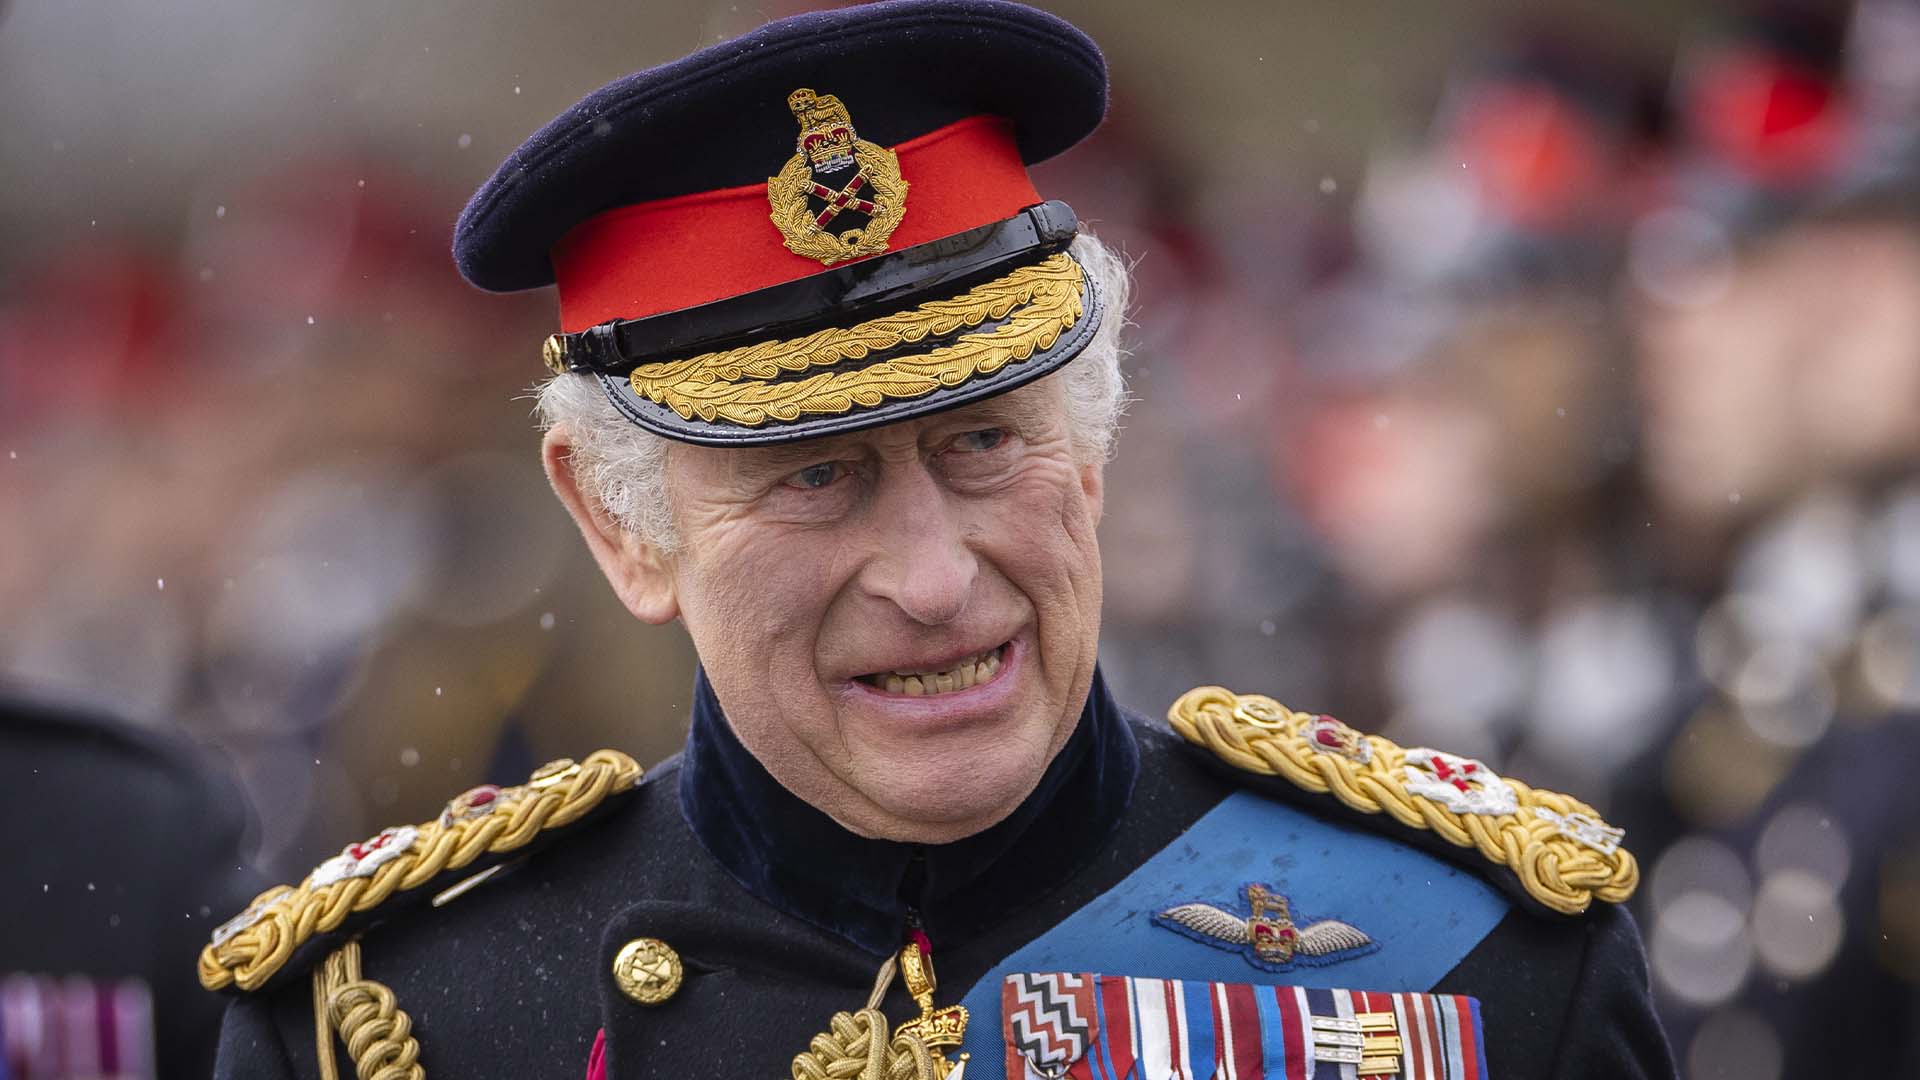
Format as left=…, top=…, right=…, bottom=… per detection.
left=199, top=749, right=644, bottom=993
left=1168, top=686, right=1637, bottom=916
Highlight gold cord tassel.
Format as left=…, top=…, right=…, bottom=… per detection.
left=312, top=941, right=425, bottom=1080
left=790, top=952, right=941, bottom=1080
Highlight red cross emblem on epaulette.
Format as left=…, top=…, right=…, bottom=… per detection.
left=1427, top=755, right=1481, bottom=792
left=307, top=824, right=419, bottom=887
left=1402, top=748, right=1519, bottom=816
left=810, top=170, right=877, bottom=226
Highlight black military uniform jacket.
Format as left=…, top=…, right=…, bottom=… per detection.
left=210, top=671, right=1674, bottom=1078
left=6, top=693, right=262, bottom=1079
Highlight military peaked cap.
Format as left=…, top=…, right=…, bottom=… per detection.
left=454, top=0, right=1110, bottom=445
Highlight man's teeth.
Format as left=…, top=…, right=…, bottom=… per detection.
left=877, top=649, right=1002, bottom=696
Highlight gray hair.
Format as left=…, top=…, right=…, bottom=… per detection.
left=536, top=232, right=1132, bottom=551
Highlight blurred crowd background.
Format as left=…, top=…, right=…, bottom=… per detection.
left=3, top=0, right=1917, bottom=1076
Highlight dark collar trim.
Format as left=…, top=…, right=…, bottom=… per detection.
left=677, top=665, right=1138, bottom=955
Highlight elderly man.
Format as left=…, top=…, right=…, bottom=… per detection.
left=204, top=3, right=1672, bottom=1077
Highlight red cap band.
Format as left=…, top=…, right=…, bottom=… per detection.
left=551, top=116, right=1042, bottom=332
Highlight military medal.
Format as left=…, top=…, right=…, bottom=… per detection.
left=997, top=973, right=1478, bottom=1080
left=1002, top=972, right=1096, bottom=1079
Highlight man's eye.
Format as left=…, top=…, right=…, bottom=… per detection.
left=786, top=462, right=846, bottom=489
left=950, top=428, right=1007, bottom=452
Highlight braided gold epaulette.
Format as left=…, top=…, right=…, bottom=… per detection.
left=199, top=749, right=644, bottom=993
left=1168, top=686, right=1637, bottom=916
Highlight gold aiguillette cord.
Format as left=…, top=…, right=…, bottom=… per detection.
left=790, top=937, right=971, bottom=1080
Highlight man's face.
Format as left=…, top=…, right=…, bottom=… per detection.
left=594, top=377, right=1105, bottom=843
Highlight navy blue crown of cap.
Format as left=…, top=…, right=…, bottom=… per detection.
left=453, top=0, right=1106, bottom=293
left=453, top=0, right=1109, bottom=447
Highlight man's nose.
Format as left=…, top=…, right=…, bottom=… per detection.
left=856, top=462, right=978, bottom=626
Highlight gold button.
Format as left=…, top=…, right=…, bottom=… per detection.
left=528, top=758, right=578, bottom=788
left=542, top=334, right=569, bottom=375
left=612, top=937, right=682, bottom=1005
left=1233, top=697, right=1289, bottom=728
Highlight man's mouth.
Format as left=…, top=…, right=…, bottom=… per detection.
left=854, top=642, right=1009, bottom=696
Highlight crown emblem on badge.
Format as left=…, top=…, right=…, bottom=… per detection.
left=1154, top=883, right=1377, bottom=972
left=789, top=88, right=858, bottom=169
left=767, top=88, right=909, bottom=265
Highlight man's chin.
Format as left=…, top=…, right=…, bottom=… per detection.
left=844, top=754, right=1051, bottom=843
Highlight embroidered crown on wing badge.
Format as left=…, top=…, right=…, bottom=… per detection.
left=1154, top=882, right=1376, bottom=972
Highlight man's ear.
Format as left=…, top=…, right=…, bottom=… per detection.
left=543, top=425, right=680, bottom=624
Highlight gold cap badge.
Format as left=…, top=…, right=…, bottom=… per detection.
left=767, top=88, right=909, bottom=265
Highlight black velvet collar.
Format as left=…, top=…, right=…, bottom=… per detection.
left=677, top=666, right=1139, bottom=956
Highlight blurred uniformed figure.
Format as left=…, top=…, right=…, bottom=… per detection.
left=1284, top=5, right=1920, bottom=1076
left=202, top=4, right=1673, bottom=1077
left=2, top=691, right=261, bottom=1079
left=1613, top=5, right=1920, bottom=1075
